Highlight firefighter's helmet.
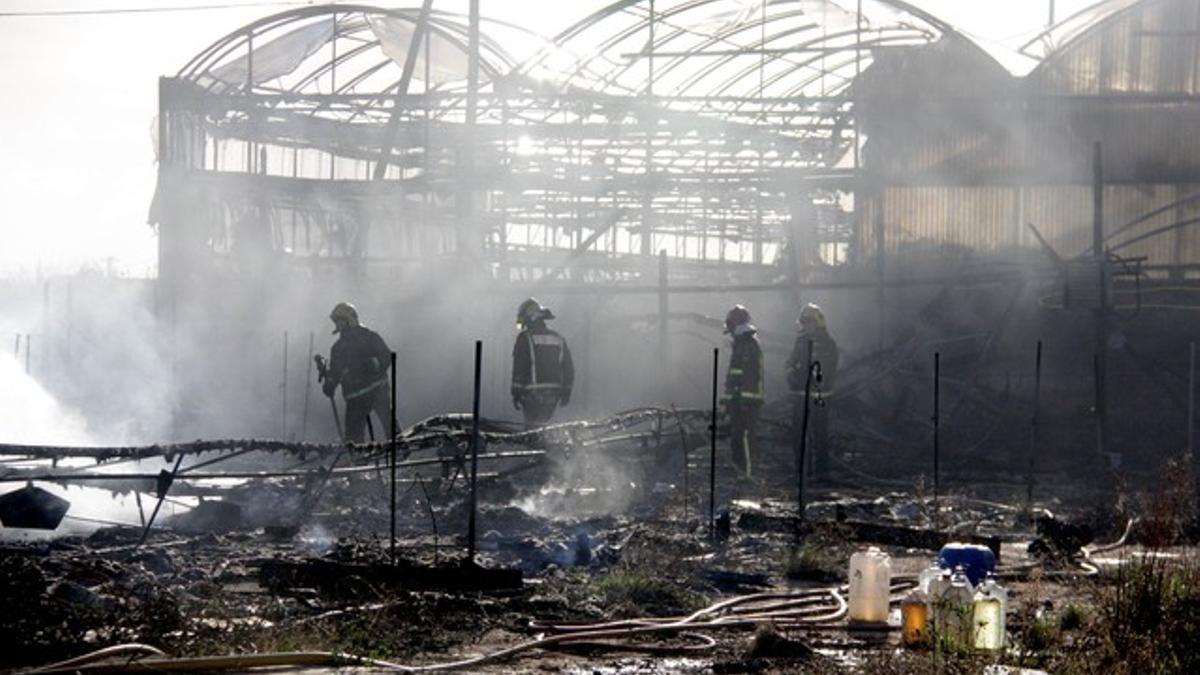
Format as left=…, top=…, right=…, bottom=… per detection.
left=516, top=298, right=554, bottom=329
left=329, top=302, right=360, bottom=333
left=798, top=303, right=827, bottom=331
left=724, top=304, right=752, bottom=334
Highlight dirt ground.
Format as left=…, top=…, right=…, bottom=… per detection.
left=5, top=450, right=1179, bottom=675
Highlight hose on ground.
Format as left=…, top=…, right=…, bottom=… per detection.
left=27, top=643, right=166, bottom=673
left=33, top=580, right=902, bottom=673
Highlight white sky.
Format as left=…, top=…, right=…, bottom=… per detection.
left=0, top=0, right=1096, bottom=278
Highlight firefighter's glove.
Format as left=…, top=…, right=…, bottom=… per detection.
left=560, top=390, right=571, bottom=407
left=322, top=381, right=337, bottom=398
left=512, top=394, right=522, bottom=411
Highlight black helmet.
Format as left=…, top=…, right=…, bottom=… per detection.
left=516, top=298, right=554, bottom=329
left=724, top=304, right=751, bottom=334
left=329, top=302, right=360, bottom=334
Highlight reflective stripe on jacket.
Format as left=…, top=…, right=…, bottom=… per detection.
left=328, top=326, right=392, bottom=400
left=725, top=331, right=764, bottom=403
left=512, top=325, right=574, bottom=396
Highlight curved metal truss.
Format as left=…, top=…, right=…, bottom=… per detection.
left=1019, top=0, right=1143, bottom=62
left=153, top=1, right=962, bottom=286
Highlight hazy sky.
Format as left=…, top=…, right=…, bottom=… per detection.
left=0, top=0, right=1096, bottom=278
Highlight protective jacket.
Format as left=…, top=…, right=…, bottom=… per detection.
left=725, top=326, right=764, bottom=404
left=511, top=323, right=574, bottom=401
left=786, top=328, right=838, bottom=394
left=325, top=325, right=391, bottom=401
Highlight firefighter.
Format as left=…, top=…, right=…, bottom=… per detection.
left=321, top=302, right=394, bottom=443
left=511, top=298, right=574, bottom=426
left=723, top=304, right=764, bottom=477
left=786, top=302, right=839, bottom=478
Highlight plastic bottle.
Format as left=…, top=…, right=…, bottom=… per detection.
left=972, top=574, right=1007, bottom=651
left=938, top=566, right=975, bottom=646
left=917, top=562, right=943, bottom=595
left=848, top=546, right=892, bottom=623
left=901, top=588, right=929, bottom=646
left=926, top=567, right=952, bottom=633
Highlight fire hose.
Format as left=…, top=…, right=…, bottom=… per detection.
left=29, top=581, right=924, bottom=673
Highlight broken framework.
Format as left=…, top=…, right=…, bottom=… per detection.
left=150, top=0, right=1200, bottom=295
left=150, top=0, right=966, bottom=301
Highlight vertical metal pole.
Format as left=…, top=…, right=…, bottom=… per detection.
left=933, top=351, right=940, bottom=515
left=658, top=250, right=669, bottom=391
left=467, top=340, right=482, bottom=563
left=874, top=192, right=886, bottom=361
left=65, top=280, right=73, bottom=367
left=1028, top=340, right=1043, bottom=505
left=1093, top=142, right=1108, bottom=462
left=281, top=331, right=289, bottom=439
left=41, top=281, right=49, bottom=381
left=301, top=332, right=314, bottom=441
left=134, top=491, right=146, bottom=528
left=854, top=0, right=862, bottom=170
left=390, top=351, right=398, bottom=566
left=672, top=405, right=688, bottom=527
left=136, top=454, right=184, bottom=549
left=797, top=339, right=815, bottom=528
left=709, top=347, right=718, bottom=541
left=457, top=0, right=480, bottom=256
left=1188, top=341, right=1195, bottom=498
left=642, top=0, right=656, bottom=257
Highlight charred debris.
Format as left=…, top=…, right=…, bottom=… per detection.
left=6, top=0, right=1200, bottom=672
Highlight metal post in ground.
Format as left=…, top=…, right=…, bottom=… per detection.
left=390, top=351, right=398, bottom=566
left=467, top=340, right=482, bottom=564
left=670, top=405, right=688, bottom=528
left=1093, top=142, right=1108, bottom=464
left=797, top=340, right=815, bottom=533
left=1028, top=340, right=1043, bottom=506
left=658, top=249, right=669, bottom=394
left=281, top=331, right=289, bottom=439
left=301, top=332, right=314, bottom=441
left=136, top=453, right=184, bottom=549
left=709, top=347, right=718, bottom=541
left=1189, top=341, right=1196, bottom=501
left=932, top=351, right=940, bottom=521
left=134, top=491, right=146, bottom=528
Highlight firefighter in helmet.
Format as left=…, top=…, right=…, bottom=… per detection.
left=511, top=298, right=574, bottom=426
left=786, top=302, right=839, bottom=478
left=321, top=302, right=395, bottom=443
left=723, top=304, right=764, bottom=477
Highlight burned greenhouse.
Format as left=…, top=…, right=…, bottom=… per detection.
left=4, top=0, right=1200, bottom=672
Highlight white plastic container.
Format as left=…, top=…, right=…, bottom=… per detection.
left=917, top=562, right=943, bottom=595
left=926, top=567, right=952, bottom=633
left=848, top=546, right=892, bottom=623
left=972, top=575, right=1007, bottom=650
left=938, top=567, right=976, bottom=645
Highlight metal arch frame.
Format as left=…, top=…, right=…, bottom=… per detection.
left=154, top=1, right=985, bottom=274
left=1019, top=0, right=1145, bottom=62
left=503, top=0, right=957, bottom=170
left=176, top=4, right=533, bottom=98
left=517, top=0, right=959, bottom=89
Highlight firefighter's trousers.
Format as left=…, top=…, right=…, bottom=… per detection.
left=344, top=385, right=394, bottom=443
left=727, top=400, right=761, bottom=477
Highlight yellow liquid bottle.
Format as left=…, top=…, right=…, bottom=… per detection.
left=901, top=590, right=929, bottom=646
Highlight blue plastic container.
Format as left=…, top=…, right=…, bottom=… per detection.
left=936, top=543, right=996, bottom=586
